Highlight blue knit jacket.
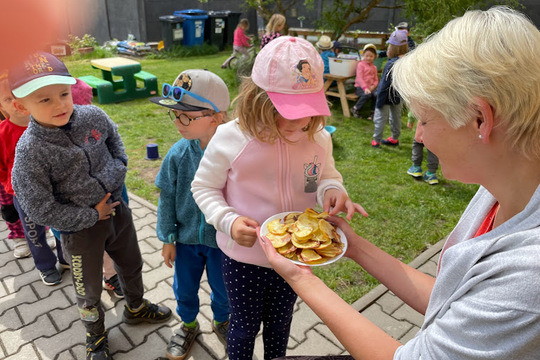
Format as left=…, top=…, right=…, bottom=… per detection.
left=155, top=138, right=217, bottom=248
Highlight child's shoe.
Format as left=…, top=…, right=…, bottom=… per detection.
left=423, top=171, right=439, bottom=185
left=407, top=165, right=423, bottom=178
left=351, top=106, right=361, bottom=118
left=12, top=237, right=31, bottom=258
left=122, top=299, right=172, bottom=324
left=86, top=330, right=110, bottom=360
left=40, top=267, right=62, bottom=286
left=381, top=136, right=399, bottom=146
left=371, top=139, right=380, bottom=148
left=211, top=319, right=229, bottom=346
left=166, top=322, right=201, bottom=360
left=103, top=274, right=124, bottom=298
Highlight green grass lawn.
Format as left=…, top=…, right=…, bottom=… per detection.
left=65, top=51, right=478, bottom=303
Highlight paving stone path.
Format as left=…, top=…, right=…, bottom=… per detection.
left=0, top=193, right=442, bottom=359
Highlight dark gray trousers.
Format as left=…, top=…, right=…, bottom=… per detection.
left=411, top=139, right=439, bottom=173
left=62, top=200, right=144, bottom=334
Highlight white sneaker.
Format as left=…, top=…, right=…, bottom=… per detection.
left=47, top=229, right=57, bottom=249
left=13, top=238, right=31, bottom=258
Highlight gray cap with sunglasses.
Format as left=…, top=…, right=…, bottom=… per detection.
left=150, top=69, right=230, bottom=112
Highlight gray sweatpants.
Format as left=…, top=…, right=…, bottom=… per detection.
left=412, top=139, right=439, bottom=173
left=62, top=200, right=144, bottom=334
left=373, top=103, right=403, bottom=142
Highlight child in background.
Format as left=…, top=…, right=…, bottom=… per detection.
left=0, top=173, right=29, bottom=258
left=150, top=69, right=231, bottom=360
left=406, top=116, right=440, bottom=184
left=260, top=13, right=286, bottom=49
left=332, top=41, right=342, bottom=57
left=371, top=30, right=409, bottom=147
left=222, top=18, right=252, bottom=68
left=0, top=71, right=66, bottom=284
left=9, top=52, right=171, bottom=359
left=315, top=35, right=335, bottom=74
left=192, top=36, right=367, bottom=360
left=351, top=43, right=379, bottom=120
left=0, top=82, right=28, bottom=258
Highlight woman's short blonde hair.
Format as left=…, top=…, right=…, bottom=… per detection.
left=233, top=77, right=324, bottom=144
left=392, top=6, right=540, bottom=158
left=266, top=14, right=286, bottom=34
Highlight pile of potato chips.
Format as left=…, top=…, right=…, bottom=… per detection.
left=265, top=208, right=344, bottom=265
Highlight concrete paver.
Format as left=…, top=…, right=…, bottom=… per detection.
left=0, top=193, right=442, bottom=359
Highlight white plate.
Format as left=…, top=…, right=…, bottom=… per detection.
left=260, top=211, right=347, bottom=267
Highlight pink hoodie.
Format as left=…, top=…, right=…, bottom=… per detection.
left=354, top=60, right=379, bottom=91
left=191, top=120, right=346, bottom=267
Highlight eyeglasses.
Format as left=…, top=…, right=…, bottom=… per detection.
left=162, top=83, right=219, bottom=112
left=168, top=109, right=212, bottom=126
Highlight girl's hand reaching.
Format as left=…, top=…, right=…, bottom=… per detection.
left=232, top=216, right=259, bottom=247
left=323, top=188, right=368, bottom=220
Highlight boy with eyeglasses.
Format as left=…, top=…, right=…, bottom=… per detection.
left=149, top=69, right=230, bottom=360
left=9, top=52, right=171, bottom=360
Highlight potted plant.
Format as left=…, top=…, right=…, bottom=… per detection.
left=68, top=34, right=99, bottom=54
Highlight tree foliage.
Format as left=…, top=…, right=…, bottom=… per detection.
left=242, top=0, right=523, bottom=39
left=402, top=0, right=523, bottom=36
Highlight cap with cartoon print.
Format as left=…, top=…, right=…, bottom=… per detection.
left=150, top=69, right=229, bottom=112
left=251, top=36, right=330, bottom=119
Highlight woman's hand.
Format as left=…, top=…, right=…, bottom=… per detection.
left=94, top=193, right=120, bottom=221
left=327, top=215, right=363, bottom=258
left=257, top=227, right=314, bottom=283
left=162, top=243, right=176, bottom=268
left=323, top=188, right=369, bottom=220
left=231, top=216, right=259, bottom=247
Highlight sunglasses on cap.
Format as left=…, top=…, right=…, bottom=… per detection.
left=162, top=83, right=219, bottom=112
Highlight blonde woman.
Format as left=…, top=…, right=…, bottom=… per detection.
left=260, top=13, right=286, bottom=49
left=261, top=7, right=540, bottom=360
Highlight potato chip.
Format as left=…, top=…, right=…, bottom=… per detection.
left=267, top=218, right=289, bottom=235
left=299, top=249, right=323, bottom=263
left=316, top=244, right=344, bottom=258
left=265, top=232, right=291, bottom=248
left=284, top=212, right=302, bottom=224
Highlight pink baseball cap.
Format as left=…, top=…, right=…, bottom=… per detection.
left=252, top=36, right=330, bottom=119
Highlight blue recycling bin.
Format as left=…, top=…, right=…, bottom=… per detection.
left=174, top=9, right=208, bottom=46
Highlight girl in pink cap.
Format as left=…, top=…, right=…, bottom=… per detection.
left=192, top=36, right=367, bottom=360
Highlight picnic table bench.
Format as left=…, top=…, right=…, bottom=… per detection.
left=79, top=57, right=158, bottom=104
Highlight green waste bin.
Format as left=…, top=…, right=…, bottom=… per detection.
left=205, top=11, right=227, bottom=50
left=223, top=11, right=242, bottom=46
left=159, top=15, right=184, bottom=50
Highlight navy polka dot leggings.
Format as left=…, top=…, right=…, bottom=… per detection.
left=223, top=255, right=298, bottom=360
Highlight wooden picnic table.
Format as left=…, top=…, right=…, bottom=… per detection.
left=323, top=73, right=358, bottom=118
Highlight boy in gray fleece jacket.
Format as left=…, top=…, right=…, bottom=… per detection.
left=9, top=52, right=171, bottom=360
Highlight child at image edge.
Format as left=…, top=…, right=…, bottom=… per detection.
left=192, top=36, right=367, bottom=360
left=149, top=69, right=230, bottom=360
left=9, top=52, right=171, bottom=360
